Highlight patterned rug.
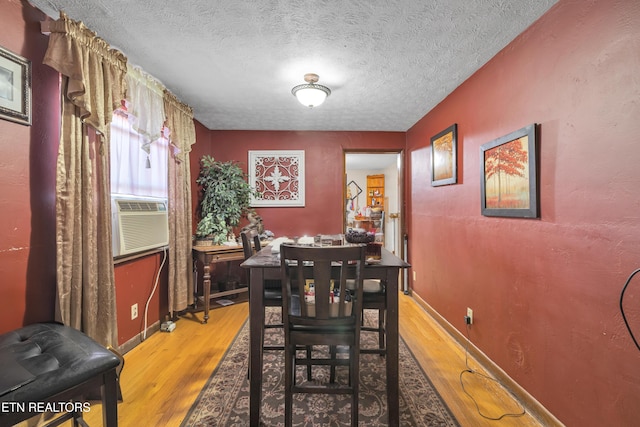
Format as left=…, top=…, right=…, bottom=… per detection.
left=181, top=308, right=459, bottom=426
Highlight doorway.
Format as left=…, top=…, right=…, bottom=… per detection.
left=343, top=151, right=403, bottom=257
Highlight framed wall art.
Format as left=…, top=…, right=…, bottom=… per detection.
left=346, top=180, right=362, bottom=201
left=0, top=45, right=31, bottom=126
left=480, top=124, right=538, bottom=218
left=431, top=124, right=457, bottom=186
left=249, top=150, right=305, bottom=207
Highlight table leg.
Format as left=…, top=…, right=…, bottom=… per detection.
left=249, top=268, right=265, bottom=426
left=202, top=262, right=211, bottom=324
left=386, top=267, right=400, bottom=427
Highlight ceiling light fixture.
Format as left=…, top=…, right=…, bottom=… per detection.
left=291, top=73, right=331, bottom=108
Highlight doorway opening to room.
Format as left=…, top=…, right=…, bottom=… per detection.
left=343, top=151, right=404, bottom=259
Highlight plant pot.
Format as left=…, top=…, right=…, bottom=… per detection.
left=194, top=238, right=214, bottom=247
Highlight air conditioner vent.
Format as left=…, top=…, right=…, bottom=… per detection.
left=112, top=196, right=168, bottom=257
left=117, top=201, right=167, bottom=213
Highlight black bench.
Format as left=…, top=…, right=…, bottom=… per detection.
left=0, top=323, right=120, bottom=426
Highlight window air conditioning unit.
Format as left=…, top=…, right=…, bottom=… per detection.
left=112, top=195, right=168, bottom=257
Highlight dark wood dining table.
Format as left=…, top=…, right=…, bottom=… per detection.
left=240, top=243, right=410, bottom=426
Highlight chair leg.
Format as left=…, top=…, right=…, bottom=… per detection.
left=329, top=345, right=336, bottom=383
left=351, top=345, right=359, bottom=427
left=378, top=309, right=386, bottom=351
left=306, top=346, right=312, bottom=381
left=101, top=369, right=118, bottom=427
left=285, top=343, right=294, bottom=427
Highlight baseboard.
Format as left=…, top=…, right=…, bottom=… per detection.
left=119, top=320, right=161, bottom=355
left=411, top=293, right=565, bottom=427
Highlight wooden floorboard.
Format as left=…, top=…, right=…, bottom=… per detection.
left=398, top=295, right=546, bottom=427
left=69, top=294, right=549, bottom=427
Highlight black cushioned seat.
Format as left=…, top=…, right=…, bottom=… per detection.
left=0, top=322, right=120, bottom=426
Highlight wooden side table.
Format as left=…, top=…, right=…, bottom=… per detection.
left=192, top=245, right=247, bottom=323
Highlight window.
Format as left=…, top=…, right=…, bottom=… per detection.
left=110, top=109, right=168, bottom=198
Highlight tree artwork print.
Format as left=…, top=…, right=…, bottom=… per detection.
left=484, top=136, right=530, bottom=209
left=433, top=132, right=453, bottom=181
left=431, top=124, right=457, bottom=186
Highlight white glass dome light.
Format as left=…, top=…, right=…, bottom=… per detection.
left=291, top=73, right=331, bottom=108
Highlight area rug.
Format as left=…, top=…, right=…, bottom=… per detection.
left=181, top=308, right=459, bottom=426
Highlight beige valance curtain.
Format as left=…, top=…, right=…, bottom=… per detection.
left=43, top=12, right=127, bottom=347
left=163, top=90, right=196, bottom=314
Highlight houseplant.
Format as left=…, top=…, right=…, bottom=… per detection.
left=195, top=155, right=258, bottom=245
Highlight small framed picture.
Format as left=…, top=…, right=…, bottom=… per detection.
left=0, top=45, right=31, bottom=126
left=431, top=124, right=457, bottom=186
left=346, top=180, right=362, bottom=200
left=480, top=124, right=538, bottom=218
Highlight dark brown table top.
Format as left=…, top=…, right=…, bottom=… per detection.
left=241, top=245, right=410, bottom=269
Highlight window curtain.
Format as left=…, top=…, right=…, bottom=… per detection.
left=43, top=12, right=127, bottom=347
left=163, top=90, right=196, bottom=314
left=111, top=65, right=168, bottom=197
left=110, top=111, right=169, bottom=197
left=124, top=64, right=165, bottom=162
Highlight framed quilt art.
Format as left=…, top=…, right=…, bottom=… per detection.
left=249, top=150, right=305, bottom=207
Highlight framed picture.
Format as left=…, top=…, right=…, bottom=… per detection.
left=346, top=180, right=362, bottom=201
left=480, top=124, right=538, bottom=218
left=249, top=150, right=305, bottom=207
left=0, top=46, right=31, bottom=126
left=431, top=124, right=457, bottom=186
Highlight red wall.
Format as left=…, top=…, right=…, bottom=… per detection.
left=114, top=253, right=168, bottom=345
left=406, top=1, right=640, bottom=425
left=0, top=0, right=59, bottom=331
left=195, top=131, right=405, bottom=237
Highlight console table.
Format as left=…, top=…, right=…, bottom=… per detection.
left=192, top=245, right=247, bottom=323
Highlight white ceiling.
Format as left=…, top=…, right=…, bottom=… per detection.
left=29, top=0, right=556, bottom=132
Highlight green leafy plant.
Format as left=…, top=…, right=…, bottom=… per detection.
left=195, top=155, right=258, bottom=245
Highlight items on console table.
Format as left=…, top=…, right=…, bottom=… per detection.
left=192, top=244, right=247, bottom=324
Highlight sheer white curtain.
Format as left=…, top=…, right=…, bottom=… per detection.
left=111, top=65, right=168, bottom=198
left=125, top=65, right=165, bottom=142
left=110, top=111, right=168, bottom=197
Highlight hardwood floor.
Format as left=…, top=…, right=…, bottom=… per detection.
left=78, top=294, right=549, bottom=427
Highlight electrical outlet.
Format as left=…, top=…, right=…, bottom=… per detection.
left=466, top=307, right=473, bottom=325
left=413, top=271, right=417, bottom=281
left=131, top=303, right=138, bottom=320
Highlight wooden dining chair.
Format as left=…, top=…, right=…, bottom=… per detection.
left=240, top=229, right=284, bottom=351
left=279, top=244, right=366, bottom=427
left=346, top=279, right=387, bottom=355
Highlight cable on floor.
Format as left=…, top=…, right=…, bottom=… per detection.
left=459, top=322, right=526, bottom=421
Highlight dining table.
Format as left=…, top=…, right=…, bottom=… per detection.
left=240, top=242, right=410, bottom=426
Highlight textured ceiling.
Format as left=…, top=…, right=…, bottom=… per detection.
left=30, top=0, right=556, bottom=131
